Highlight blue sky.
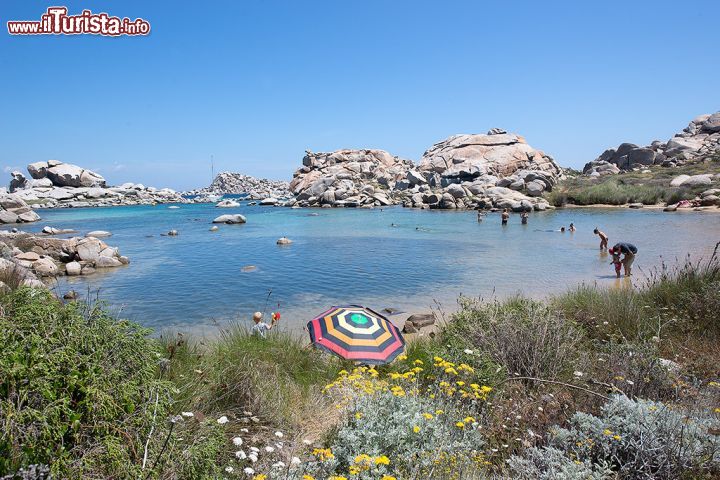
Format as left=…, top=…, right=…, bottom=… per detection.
left=1, top=1, right=718, bottom=190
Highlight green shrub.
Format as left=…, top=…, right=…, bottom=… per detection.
left=0, top=288, right=171, bottom=477
left=447, top=298, right=583, bottom=382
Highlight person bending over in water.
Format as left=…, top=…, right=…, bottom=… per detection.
left=610, top=250, right=623, bottom=278
left=609, top=242, right=638, bottom=277
left=501, top=209, right=509, bottom=225
left=560, top=226, right=566, bottom=233
left=569, top=223, right=576, bottom=232
left=521, top=212, right=529, bottom=224
left=594, top=228, right=608, bottom=250
left=477, top=210, right=483, bottom=223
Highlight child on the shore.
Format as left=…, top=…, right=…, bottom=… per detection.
left=610, top=251, right=623, bottom=278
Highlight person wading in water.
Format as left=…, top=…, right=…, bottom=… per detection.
left=609, top=242, right=638, bottom=277
left=594, top=228, right=609, bottom=250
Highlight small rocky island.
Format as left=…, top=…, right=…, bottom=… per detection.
left=185, top=172, right=290, bottom=200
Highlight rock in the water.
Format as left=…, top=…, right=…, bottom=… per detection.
left=86, top=230, right=112, bottom=238
left=65, top=261, right=81, bottom=276
left=216, top=199, right=240, bottom=208
left=212, top=214, right=247, bottom=224
left=276, top=237, right=293, bottom=245
left=209, top=225, right=219, bottom=231
left=167, top=230, right=179, bottom=236
left=0, top=194, right=41, bottom=224
left=95, top=256, right=123, bottom=268
left=63, top=290, right=78, bottom=300
left=241, top=265, right=257, bottom=272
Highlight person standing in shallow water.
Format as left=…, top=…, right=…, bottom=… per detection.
left=521, top=211, right=529, bottom=225
left=610, top=242, right=638, bottom=277
left=569, top=223, right=576, bottom=232
left=594, top=228, right=609, bottom=250
left=501, top=209, right=509, bottom=225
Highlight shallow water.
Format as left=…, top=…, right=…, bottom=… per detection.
left=28, top=203, right=720, bottom=334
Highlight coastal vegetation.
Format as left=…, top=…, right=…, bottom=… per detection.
left=546, top=160, right=719, bottom=207
left=1, top=247, right=719, bottom=479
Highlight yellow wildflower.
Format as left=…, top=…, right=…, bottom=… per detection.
left=463, top=416, right=476, bottom=424
left=348, top=466, right=360, bottom=475
left=709, top=381, right=720, bottom=387
left=714, top=408, right=720, bottom=413
left=253, top=475, right=267, bottom=480
left=414, top=359, right=424, bottom=365
left=422, top=412, right=433, bottom=420
left=455, top=421, right=465, bottom=429
left=381, top=477, right=397, bottom=480
left=456, top=381, right=465, bottom=386
left=302, top=476, right=315, bottom=480
left=312, top=448, right=334, bottom=461
left=329, top=477, right=348, bottom=480
left=398, top=354, right=408, bottom=361
left=413, top=425, right=420, bottom=433
left=603, top=429, right=613, bottom=436
left=613, top=435, right=621, bottom=441
left=435, top=409, right=444, bottom=415
left=375, top=455, right=390, bottom=465
left=355, top=412, right=362, bottom=420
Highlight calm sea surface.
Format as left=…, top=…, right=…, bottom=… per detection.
left=26, top=203, right=720, bottom=334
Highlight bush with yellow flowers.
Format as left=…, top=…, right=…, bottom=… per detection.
left=309, top=362, right=494, bottom=478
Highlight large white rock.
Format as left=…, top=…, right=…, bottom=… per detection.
left=65, top=261, right=81, bottom=276
left=212, top=214, right=247, bottom=224
left=45, top=163, right=106, bottom=188
left=33, top=257, right=58, bottom=277
left=670, top=175, right=690, bottom=187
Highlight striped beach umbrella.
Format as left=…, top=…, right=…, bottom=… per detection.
left=307, top=305, right=405, bottom=364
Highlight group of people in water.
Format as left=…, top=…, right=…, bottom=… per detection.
left=484, top=209, right=637, bottom=278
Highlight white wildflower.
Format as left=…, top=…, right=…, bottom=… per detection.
left=290, top=456, right=301, bottom=465
left=243, top=467, right=255, bottom=475
left=248, top=454, right=258, bottom=463
left=574, top=371, right=584, bottom=377
left=249, top=447, right=260, bottom=452
left=264, top=446, right=275, bottom=453
left=240, top=428, right=249, bottom=433
left=217, top=416, right=229, bottom=425
left=235, top=450, right=246, bottom=460
left=232, top=436, right=243, bottom=446
left=225, top=466, right=234, bottom=473
left=272, top=461, right=286, bottom=468
left=181, top=411, right=194, bottom=417
left=302, top=439, right=312, bottom=445
left=274, top=431, right=284, bottom=438
left=464, top=349, right=474, bottom=355
left=626, top=380, right=635, bottom=385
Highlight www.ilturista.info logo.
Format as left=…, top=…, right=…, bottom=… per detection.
left=7, top=7, right=150, bottom=36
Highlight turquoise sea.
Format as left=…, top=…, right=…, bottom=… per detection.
left=26, top=203, right=720, bottom=334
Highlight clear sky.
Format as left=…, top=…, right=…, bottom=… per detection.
left=1, top=0, right=719, bottom=190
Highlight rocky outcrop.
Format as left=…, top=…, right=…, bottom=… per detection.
left=406, top=129, right=561, bottom=210
left=26, top=160, right=105, bottom=188
left=9, top=160, right=185, bottom=208
left=0, top=231, right=129, bottom=278
left=186, top=173, right=290, bottom=200
left=584, top=111, right=720, bottom=175
left=0, top=194, right=41, bottom=224
left=8, top=161, right=185, bottom=209
left=287, top=131, right=560, bottom=211
left=289, top=149, right=414, bottom=208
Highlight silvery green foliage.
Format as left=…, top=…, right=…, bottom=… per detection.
left=328, top=390, right=486, bottom=477
left=506, top=446, right=611, bottom=479
left=510, top=395, right=720, bottom=479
